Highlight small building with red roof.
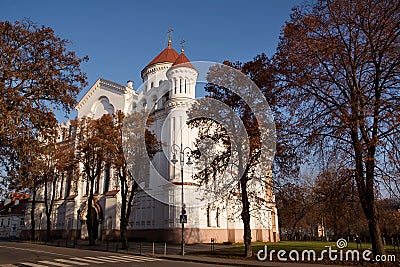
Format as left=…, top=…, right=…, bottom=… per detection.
left=0, top=193, right=29, bottom=239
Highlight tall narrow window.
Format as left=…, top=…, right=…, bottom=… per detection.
left=59, top=172, right=64, bottom=199
left=207, top=204, right=211, bottom=227
left=65, top=172, right=71, bottom=197
left=107, top=216, right=112, bottom=230
left=95, top=174, right=100, bottom=194
left=104, top=163, right=110, bottom=193
left=114, top=169, right=120, bottom=190
left=184, top=79, right=187, bottom=93
left=272, top=211, right=276, bottom=229
left=180, top=78, right=182, bottom=93
left=85, top=180, right=89, bottom=196
left=174, top=79, right=177, bottom=94
left=172, top=117, right=176, bottom=142
left=216, top=207, right=220, bottom=227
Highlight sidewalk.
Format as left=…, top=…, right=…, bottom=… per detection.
left=159, top=254, right=343, bottom=267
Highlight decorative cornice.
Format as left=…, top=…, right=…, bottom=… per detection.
left=172, top=182, right=199, bottom=187
left=75, top=78, right=136, bottom=111
left=141, top=63, right=172, bottom=80
left=165, top=98, right=194, bottom=110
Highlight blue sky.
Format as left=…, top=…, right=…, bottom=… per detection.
left=1, top=0, right=302, bottom=120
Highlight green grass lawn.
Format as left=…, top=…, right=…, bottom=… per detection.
left=214, top=240, right=400, bottom=254
left=190, top=240, right=400, bottom=265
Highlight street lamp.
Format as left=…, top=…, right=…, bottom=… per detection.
left=171, top=143, right=193, bottom=256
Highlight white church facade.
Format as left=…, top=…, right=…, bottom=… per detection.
left=24, top=39, right=279, bottom=244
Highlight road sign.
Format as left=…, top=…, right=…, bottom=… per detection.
left=180, top=214, right=187, bottom=223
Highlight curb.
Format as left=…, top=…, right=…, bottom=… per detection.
left=158, top=255, right=274, bottom=267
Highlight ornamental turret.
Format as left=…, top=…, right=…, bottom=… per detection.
left=166, top=40, right=197, bottom=100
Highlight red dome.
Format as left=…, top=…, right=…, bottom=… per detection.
left=172, top=52, right=195, bottom=69
left=145, top=43, right=179, bottom=67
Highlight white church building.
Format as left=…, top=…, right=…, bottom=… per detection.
left=25, top=39, right=279, bottom=244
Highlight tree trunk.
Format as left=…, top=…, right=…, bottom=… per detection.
left=241, top=178, right=252, bottom=258
left=46, top=216, right=51, bottom=242
left=352, top=130, right=385, bottom=256
left=120, top=176, right=128, bottom=250
left=87, top=179, right=95, bottom=246
left=30, top=188, right=36, bottom=241
left=366, top=205, right=385, bottom=256
left=120, top=218, right=128, bottom=250
left=119, top=170, right=138, bottom=250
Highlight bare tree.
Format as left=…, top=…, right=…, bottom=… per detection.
left=112, top=110, right=159, bottom=250
left=273, top=0, right=400, bottom=255
left=187, top=62, right=276, bottom=258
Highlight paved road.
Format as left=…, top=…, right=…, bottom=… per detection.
left=0, top=242, right=225, bottom=267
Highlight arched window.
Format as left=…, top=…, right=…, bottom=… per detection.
left=180, top=78, right=182, bottom=93
left=150, top=82, right=154, bottom=88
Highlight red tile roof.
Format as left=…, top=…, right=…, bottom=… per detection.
left=172, top=52, right=195, bottom=70
left=11, top=193, right=29, bottom=201
left=0, top=199, right=28, bottom=216
left=145, top=44, right=179, bottom=68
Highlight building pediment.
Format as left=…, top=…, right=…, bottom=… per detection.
left=75, top=78, right=137, bottom=118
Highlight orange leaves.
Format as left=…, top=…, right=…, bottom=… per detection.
left=1, top=19, right=87, bottom=182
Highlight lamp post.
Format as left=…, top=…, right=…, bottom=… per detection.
left=171, top=144, right=193, bottom=256
left=76, top=209, right=81, bottom=244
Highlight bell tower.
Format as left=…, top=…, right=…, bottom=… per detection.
left=166, top=39, right=197, bottom=100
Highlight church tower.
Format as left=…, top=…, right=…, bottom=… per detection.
left=166, top=42, right=197, bottom=100
left=165, top=41, right=198, bottom=182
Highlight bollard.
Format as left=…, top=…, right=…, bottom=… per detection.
left=164, top=243, right=166, bottom=256
left=106, top=240, right=109, bottom=251
left=140, top=243, right=142, bottom=255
